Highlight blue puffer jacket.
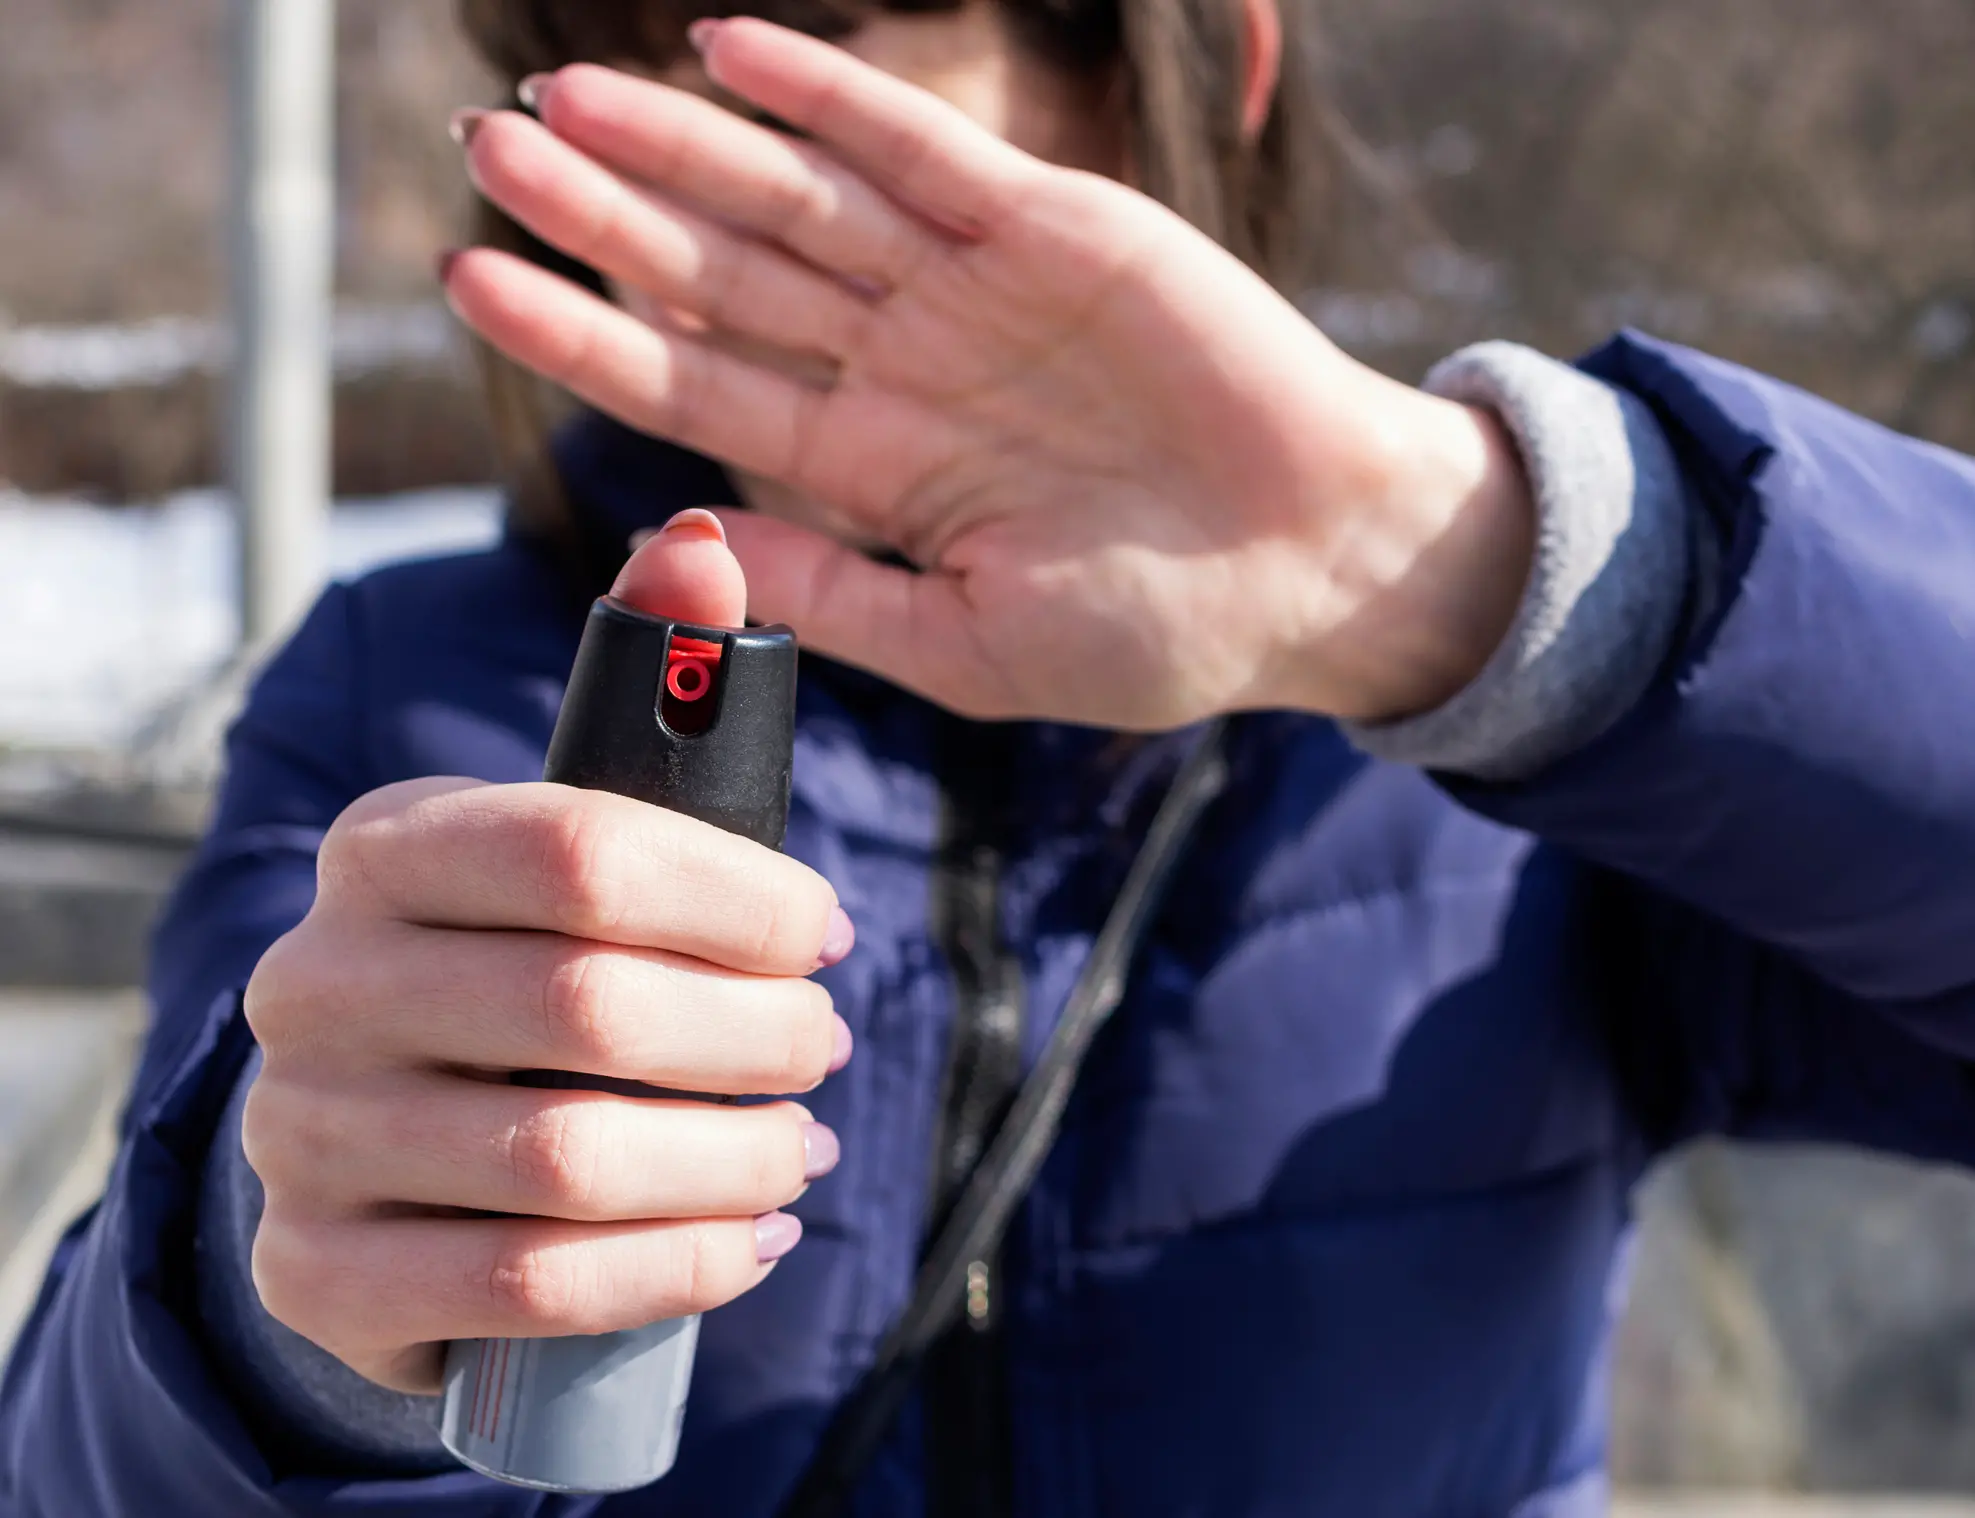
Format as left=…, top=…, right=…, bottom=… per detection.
left=9, top=332, right=1975, bottom=1518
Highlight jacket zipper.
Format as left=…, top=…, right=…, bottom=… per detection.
left=922, top=716, right=1025, bottom=1518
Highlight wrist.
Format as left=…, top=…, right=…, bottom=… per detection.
left=1343, top=342, right=1696, bottom=778
left=1265, top=380, right=1536, bottom=723
left=1383, top=396, right=1539, bottom=717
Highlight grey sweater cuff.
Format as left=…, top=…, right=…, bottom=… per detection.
left=1342, top=341, right=1691, bottom=781
left=197, top=1047, right=453, bottom=1470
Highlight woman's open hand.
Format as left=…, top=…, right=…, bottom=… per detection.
left=443, top=20, right=1533, bottom=728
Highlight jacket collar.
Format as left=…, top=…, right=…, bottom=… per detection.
left=545, top=409, right=741, bottom=593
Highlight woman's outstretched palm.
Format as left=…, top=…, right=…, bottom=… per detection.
left=448, top=19, right=1525, bottom=727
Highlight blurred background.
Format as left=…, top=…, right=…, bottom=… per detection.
left=1, top=1, right=1973, bottom=1509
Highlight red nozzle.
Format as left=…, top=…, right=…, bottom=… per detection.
left=661, top=636, right=724, bottom=736
left=667, top=658, right=712, bottom=702
left=665, top=637, right=723, bottom=705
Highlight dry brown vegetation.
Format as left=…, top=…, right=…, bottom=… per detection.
left=1, top=0, right=1970, bottom=499
left=1309, top=0, right=1975, bottom=449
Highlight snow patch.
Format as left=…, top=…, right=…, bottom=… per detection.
left=0, top=488, right=502, bottom=749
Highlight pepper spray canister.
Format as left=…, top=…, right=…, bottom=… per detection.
left=440, top=595, right=799, bottom=1493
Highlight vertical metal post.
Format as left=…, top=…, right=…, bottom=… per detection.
left=229, top=0, right=336, bottom=648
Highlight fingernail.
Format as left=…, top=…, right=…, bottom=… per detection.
left=517, top=73, right=553, bottom=112
left=435, top=248, right=462, bottom=284
left=448, top=107, right=488, bottom=149
left=688, top=19, right=722, bottom=54
left=817, top=906, right=855, bottom=968
left=755, top=1211, right=803, bottom=1263
left=658, top=507, right=727, bottom=545
left=828, top=1013, right=854, bottom=1074
left=802, top=1122, right=841, bottom=1180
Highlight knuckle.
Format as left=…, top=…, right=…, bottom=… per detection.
left=750, top=864, right=797, bottom=959
left=319, top=779, right=467, bottom=911
left=485, top=1238, right=583, bottom=1328
left=701, top=237, right=753, bottom=327
left=318, top=791, right=404, bottom=902
left=764, top=980, right=834, bottom=1090
left=251, top=1217, right=338, bottom=1337
left=537, top=949, right=628, bottom=1069
left=676, top=1222, right=735, bottom=1315
left=746, top=1117, right=808, bottom=1208
left=242, top=1075, right=349, bottom=1195
left=879, top=117, right=935, bottom=190
left=506, top=1103, right=605, bottom=1214
left=804, top=73, right=851, bottom=139
left=242, top=927, right=306, bottom=1044
left=876, top=213, right=928, bottom=291
left=818, top=289, right=876, bottom=365
left=796, top=981, right=840, bottom=1086
left=781, top=383, right=830, bottom=486
left=237, top=1075, right=288, bottom=1184
left=572, top=177, right=637, bottom=274
left=244, top=917, right=367, bottom=1055
left=315, top=809, right=362, bottom=880
left=549, top=299, right=612, bottom=397
left=532, top=799, right=628, bottom=939
left=737, top=859, right=820, bottom=971
left=661, top=339, right=713, bottom=440
left=763, top=167, right=827, bottom=246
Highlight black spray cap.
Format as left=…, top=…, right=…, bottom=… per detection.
left=543, top=596, right=798, bottom=851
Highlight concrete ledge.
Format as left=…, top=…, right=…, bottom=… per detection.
left=0, top=991, right=142, bottom=1359
left=0, top=757, right=200, bottom=988
left=1617, top=1497, right=1975, bottom=1516
left=0, top=826, right=188, bottom=988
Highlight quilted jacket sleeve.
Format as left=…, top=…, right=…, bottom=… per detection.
left=1449, top=332, right=1975, bottom=1156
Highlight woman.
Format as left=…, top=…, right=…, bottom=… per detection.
left=7, top=0, right=1975, bottom=1514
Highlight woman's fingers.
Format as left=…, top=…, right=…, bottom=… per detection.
left=527, top=65, right=939, bottom=290
left=250, top=920, right=845, bottom=1095
left=254, top=1209, right=785, bottom=1391
left=444, top=246, right=825, bottom=489
left=312, top=775, right=840, bottom=975
left=695, top=19, right=1036, bottom=237
left=464, top=109, right=872, bottom=361
left=444, top=247, right=951, bottom=525
left=248, top=1073, right=831, bottom=1223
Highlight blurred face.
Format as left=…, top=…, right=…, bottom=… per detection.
left=616, top=2, right=1128, bottom=545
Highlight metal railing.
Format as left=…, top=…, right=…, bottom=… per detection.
left=227, top=0, right=335, bottom=649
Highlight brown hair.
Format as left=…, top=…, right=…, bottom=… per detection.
left=457, top=0, right=1327, bottom=559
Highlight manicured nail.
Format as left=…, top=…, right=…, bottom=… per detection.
left=517, top=73, right=553, bottom=113
left=448, top=108, right=488, bottom=149
left=828, top=1014, right=854, bottom=1074
left=755, top=1211, right=803, bottom=1263
left=658, top=507, right=727, bottom=545
left=688, top=19, right=722, bottom=53
left=817, top=906, right=855, bottom=968
left=435, top=248, right=462, bottom=284
left=802, top=1123, right=841, bottom=1180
